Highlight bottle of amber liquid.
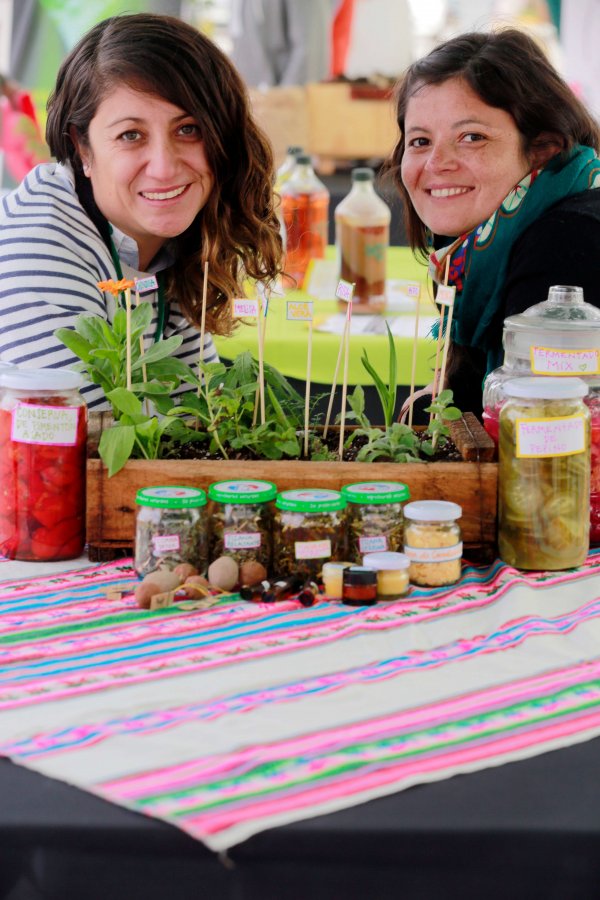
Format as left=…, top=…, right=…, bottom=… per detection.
left=335, top=167, right=391, bottom=314
left=280, top=154, right=329, bottom=289
left=275, top=146, right=303, bottom=253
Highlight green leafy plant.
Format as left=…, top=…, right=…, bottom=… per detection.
left=360, top=321, right=397, bottom=429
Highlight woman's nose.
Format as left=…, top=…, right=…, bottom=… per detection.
left=144, top=138, right=180, bottom=179
left=424, top=142, right=458, bottom=172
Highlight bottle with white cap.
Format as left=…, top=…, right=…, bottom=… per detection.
left=498, top=376, right=590, bottom=570
left=0, top=367, right=88, bottom=561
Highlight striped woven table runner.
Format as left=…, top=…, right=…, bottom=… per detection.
left=2, top=552, right=600, bottom=850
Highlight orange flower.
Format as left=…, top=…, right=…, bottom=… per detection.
left=97, top=278, right=136, bottom=296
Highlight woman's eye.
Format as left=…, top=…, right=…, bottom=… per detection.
left=462, top=132, right=485, bottom=143
left=179, top=123, right=200, bottom=137
left=119, top=130, right=141, bottom=143
left=408, top=136, right=429, bottom=148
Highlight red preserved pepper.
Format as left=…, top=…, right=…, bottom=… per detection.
left=0, top=370, right=87, bottom=561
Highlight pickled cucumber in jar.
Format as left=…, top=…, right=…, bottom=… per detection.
left=498, top=377, right=590, bottom=570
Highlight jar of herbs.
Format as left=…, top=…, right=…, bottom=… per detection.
left=274, top=489, right=346, bottom=580
left=403, top=500, right=462, bottom=587
left=0, top=367, right=87, bottom=561
left=341, top=480, right=410, bottom=562
left=135, top=486, right=208, bottom=577
left=498, top=376, right=590, bottom=570
left=208, top=480, right=277, bottom=572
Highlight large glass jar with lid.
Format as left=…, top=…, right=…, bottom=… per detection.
left=341, top=480, right=410, bottom=563
left=498, top=377, right=590, bottom=570
left=274, top=489, right=346, bottom=580
left=0, top=367, right=87, bottom=561
left=208, top=479, right=277, bottom=572
left=482, top=285, right=600, bottom=542
left=135, top=486, right=208, bottom=577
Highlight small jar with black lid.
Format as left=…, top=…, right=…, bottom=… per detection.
left=208, top=479, right=277, bottom=571
left=135, top=486, right=207, bottom=577
left=341, top=480, right=410, bottom=563
left=342, top=566, right=378, bottom=606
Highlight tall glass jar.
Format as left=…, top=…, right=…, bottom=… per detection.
left=274, top=489, right=346, bottom=580
left=280, top=154, right=330, bottom=288
left=208, top=480, right=277, bottom=572
left=341, top=480, right=409, bottom=563
left=498, top=377, right=590, bottom=570
left=0, top=368, right=87, bottom=561
left=335, top=167, right=391, bottom=314
left=135, top=486, right=208, bottom=577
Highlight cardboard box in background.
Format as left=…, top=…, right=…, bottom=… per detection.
left=248, top=86, right=309, bottom=170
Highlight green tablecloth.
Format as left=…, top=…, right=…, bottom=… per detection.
left=214, top=247, right=435, bottom=387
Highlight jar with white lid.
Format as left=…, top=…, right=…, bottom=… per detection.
left=274, top=489, right=346, bottom=580
left=362, top=551, right=410, bottom=599
left=0, top=368, right=87, bottom=561
left=135, top=486, right=207, bottom=577
left=403, top=500, right=462, bottom=587
left=498, top=376, right=590, bottom=570
left=208, top=480, right=277, bottom=572
left=341, top=480, right=410, bottom=563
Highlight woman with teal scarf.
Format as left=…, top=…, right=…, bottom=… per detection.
left=388, top=29, right=600, bottom=418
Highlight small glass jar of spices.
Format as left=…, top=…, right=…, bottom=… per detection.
left=208, top=480, right=277, bottom=572
left=403, top=501, right=462, bottom=587
left=274, top=489, right=346, bottom=580
left=341, top=480, right=410, bottom=563
left=135, top=486, right=207, bottom=577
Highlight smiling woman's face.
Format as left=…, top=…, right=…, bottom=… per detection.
left=401, top=77, right=531, bottom=238
left=76, top=84, right=214, bottom=269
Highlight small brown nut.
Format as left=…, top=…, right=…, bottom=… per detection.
left=208, top=556, right=239, bottom=591
left=239, top=560, right=267, bottom=587
left=183, top=574, right=211, bottom=598
left=135, top=581, right=161, bottom=609
left=173, top=563, right=199, bottom=582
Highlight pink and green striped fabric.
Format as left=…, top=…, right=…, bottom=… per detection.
left=2, top=552, right=600, bottom=850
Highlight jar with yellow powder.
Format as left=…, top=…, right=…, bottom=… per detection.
left=402, top=501, right=462, bottom=587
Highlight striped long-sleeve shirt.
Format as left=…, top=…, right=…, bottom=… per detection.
left=0, top=162, right=218, bottom=410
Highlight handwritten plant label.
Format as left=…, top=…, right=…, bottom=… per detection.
left=358, top=535, right=388, bottom=553
left=152, top=534, right=180, bottom=554
left=286, top=300, right=314, bottom=321
left=436, top=285, right=456, bottom=306
left=335, top=279, right=354, bottom=303
left=11, top=404, right=79, bottom=445
left=515, top=414, right=587, bottom=458
left=530, top=346, right=600, bottom=375
left=231, top=297, right=260, bottom=318
left=295, top=539, right=332, bottom=560
left=224, top=532, right=262, bottom=550
left=405, top=282, right=421, bottom=298
left=134, top=275, right=159, bottom=294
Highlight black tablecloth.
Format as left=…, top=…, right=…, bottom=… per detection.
left=2, top=733, right=600, bottom=900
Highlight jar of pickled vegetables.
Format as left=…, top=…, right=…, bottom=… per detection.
left=498, top=376, right=590, bottom=570
left=341, top=480, right=410, bottom=563
left=135, top=486, right=208, bottom=577
left=208, top=480, right=277, bottom=571
left=0, top=368, right=87, bottom=561
left=403, top=500, right=462, bottom=587
left=274, top=489, right=346, bottom=580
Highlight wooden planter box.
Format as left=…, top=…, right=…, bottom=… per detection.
left=86, top=413, right=497, bottom=561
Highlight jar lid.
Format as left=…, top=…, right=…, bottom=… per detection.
left=341, top=481, right=410, bottom=504
left=352, top=167, right=375, bottom=181
left=276, top=488, right=346, bottom=512
left=502, top=376, right=588, bottom=400
left=136, top=486, right=207, bottom=509
left=0, top=367, right=85, bottom=391
left=343, top=566, right=377, bottom=586
left=403, top=500, right=462, bottom=522
left=208, top=480, right=277, bottom=504
left=362, top=551, right=410, bottom=571
left=296, top=154, right=311, bottom=165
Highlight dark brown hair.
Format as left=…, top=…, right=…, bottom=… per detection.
left=46, top=13, right=283, bottom=335
left=386, top=28, right=600, bottom=256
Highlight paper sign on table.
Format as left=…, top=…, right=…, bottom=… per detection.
left=286, top=300, right=314, bottom=321
left=232, top=297, right=260, bottom=318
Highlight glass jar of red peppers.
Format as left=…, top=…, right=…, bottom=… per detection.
left=0, top=368, right=87, bottom=561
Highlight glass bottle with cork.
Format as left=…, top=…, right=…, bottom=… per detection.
left=335, top=167, right=391, bottom=314
left=280, top=153, right=329, bottom=288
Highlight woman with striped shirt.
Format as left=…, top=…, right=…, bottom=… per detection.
left=0, top=13, right=283, bottom=409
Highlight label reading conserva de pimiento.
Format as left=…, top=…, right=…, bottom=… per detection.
left=224, top=532, right=262, bottom=550
left=515, top=415, right=586, bottom=458
left=404, top=543, right=463, bottom=563
left=295, top=539, right=332, bottom=560
left=11, top=404, right=79, bottom=446
left=358, top=535, right=388, bottom=553
left=152, top=534, right=180, bottom=553
left=530, top=346, right=600, bottom=375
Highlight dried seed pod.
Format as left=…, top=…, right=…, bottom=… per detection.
left=173, top=563, right=199, bottom=582
left=239, top=560, right=268, bottom=587
left=135, top=581, right=161, bottom=609
left=208, top=556, right=239, bottom=591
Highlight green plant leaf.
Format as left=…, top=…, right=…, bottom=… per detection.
left=106, top=388, right=143, bottom=417
left=98, top=424, right=136, bottom=476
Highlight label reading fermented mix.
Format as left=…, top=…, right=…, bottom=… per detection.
left=530, top=346, right=600, bottom=375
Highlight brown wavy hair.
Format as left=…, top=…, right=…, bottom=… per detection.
left=46, top=13, right=283, bottom=335
left=385, top=28, right=600, bottom=258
